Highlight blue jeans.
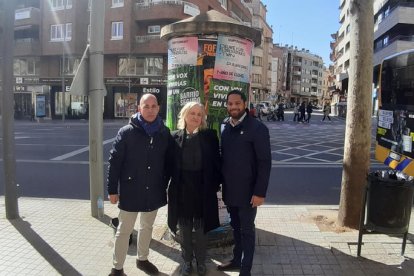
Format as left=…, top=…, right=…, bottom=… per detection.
left=227, top=206, right=257, bottom=275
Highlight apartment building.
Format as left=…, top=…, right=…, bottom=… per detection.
left=8, top=0, right=253, bottom=120
left=332, top=0, right=414, bottom=116
left=271, top=44, right=288, bottom=102
left=286, top=46, right=324, bottom=106
left=244, top=0, right=273, bottom=103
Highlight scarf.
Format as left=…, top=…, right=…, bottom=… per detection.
left=136, top=113, right=162, bottom=137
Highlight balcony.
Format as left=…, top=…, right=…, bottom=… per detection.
left=134, top=0, right=200, bottom=21
left=292, top=70, right=301, bottom=76
left=134, top=35, right=167, bottom=54
left=14, top=7, right=41, bottom=27
left=14, top=38, right=41, bottom=56
left=374, top=4, right=414, bottom=40
left=373, top=35, right=414, bottom=65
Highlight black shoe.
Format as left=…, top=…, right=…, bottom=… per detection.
left=108, top=268, right=126, bottom=276
left=197, top=263, right=207, bottom=275
left=180, top=261, right=192, bottom=276
left=217, top=261, right=241, bottom=271
left=136, top=260, right=159, bottom=275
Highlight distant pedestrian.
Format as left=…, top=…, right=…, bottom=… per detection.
left=322, top=103, right=331, bottom=121
left=299, top=102, right=306, bottom=122
left=218, top=89, right=271, bottom=276
left=293, top=103, right=300, bottom=122
left=305, top=102, right=313, bottom=123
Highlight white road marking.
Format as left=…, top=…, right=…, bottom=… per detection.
left=50, top=138, right=116, bottom=161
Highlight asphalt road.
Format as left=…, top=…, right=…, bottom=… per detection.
left=0, top=112, right=386, bottom=204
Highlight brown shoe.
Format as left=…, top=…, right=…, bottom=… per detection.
left=108, top=268, right=126, bottom=276
left=217, top=261, right=241, bottom=271
left=136, top=260, right=159, bottom=275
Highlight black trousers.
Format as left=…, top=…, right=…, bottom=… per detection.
left=227, top=206, right=257, bottom=275
left=178, top=219, right=207, bottom=264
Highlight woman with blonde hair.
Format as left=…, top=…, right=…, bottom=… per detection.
left=168, top=101, right=221, bottom=276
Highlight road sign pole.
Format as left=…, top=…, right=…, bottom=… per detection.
left=1, top=0, right=19, bottom=219
left=89, top=0, right=105, bottom=218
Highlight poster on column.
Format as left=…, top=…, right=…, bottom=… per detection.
left=206, top=35, right=253, bottom=131
left=207, top=79, right=249, bottom=130
left=213, top=35, right=253, bottom=83
left=166, top=36, right=201, bottom=129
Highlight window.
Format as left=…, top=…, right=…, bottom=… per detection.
left=218, top=0, right=227, bottom=9
left=118, top=57, right=163, bottom=76
left=112, top=0, right=124, bottom=7
left=65, top=23, right=72, bottom=41
left=111, top=22, right=123, bottom=40
left=252, top=74, right=261, bottom=83
left=50, top=24, right=71, bottom=41
left=50, top=0, right=71, bottom=10
left=50, top=0, right=64, bottom=10
left=252, top=56, right=262, bottom=66
left=51, top=24, right=64, bottom=41
left=61, top=57, right=81, bottom=75
left=148, top=25, right=160, bottom=34
left=13, top=58, right=39, bottom=76
left=383, top=36, right=389, bottom=47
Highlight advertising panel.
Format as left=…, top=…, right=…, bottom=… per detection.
left=35, top=94, right=46, bottom=117
left=166, top=34, right=253, bottom=133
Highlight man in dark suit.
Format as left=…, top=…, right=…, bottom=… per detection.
left=218, top=90, right=272, bottom=276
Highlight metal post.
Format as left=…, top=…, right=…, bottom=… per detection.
left=61, top=7, right=66, bottom=122
left=1, top=0, right=19, bottom=219
left=89, top=0, right=105, bottom=218
left=61, top=42, right=65, bottom=121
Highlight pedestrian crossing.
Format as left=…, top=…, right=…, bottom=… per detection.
left=264, top=116, right=386, bottom=169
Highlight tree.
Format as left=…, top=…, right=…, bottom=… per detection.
left=337, top=0, right=374, bottom=229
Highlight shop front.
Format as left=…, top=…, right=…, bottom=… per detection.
left=104, top=77, right=167, bottom=120
left=13, top=77, right=50, bottom=120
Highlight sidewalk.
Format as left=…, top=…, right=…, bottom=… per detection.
left=1, top=197, right=413, bottom=276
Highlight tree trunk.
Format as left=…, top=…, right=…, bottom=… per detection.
left=337, top=0, right=374, bottom=229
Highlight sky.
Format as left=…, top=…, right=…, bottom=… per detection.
left=261, top=0, right=340, bottom=66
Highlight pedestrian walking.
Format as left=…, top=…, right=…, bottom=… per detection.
left=293, top=103, right=300, bottom=122
left=107, top=93, right=174, bottom=276
left=322, top=102, right=331, bottom=121
left=305, top=102, right=313, bottom=123
left=299, top=102, right=306, bottom=122
left=218, top=90, right=271, bottom=276
left=168, top=102, right=221, bottom=276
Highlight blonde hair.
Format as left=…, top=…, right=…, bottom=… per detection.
left=177, top=102, right=207, bottom=130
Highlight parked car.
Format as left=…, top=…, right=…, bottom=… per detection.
left=257, top=103, right=270, bottom=115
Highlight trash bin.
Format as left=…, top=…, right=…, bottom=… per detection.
left=365, top=170, right=414, bottom=234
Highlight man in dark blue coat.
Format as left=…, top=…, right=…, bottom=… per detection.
left=108, top=93, right=174, bottom=276
left=218, top=90, right=271, bottom=276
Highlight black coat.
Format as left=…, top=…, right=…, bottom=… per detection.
left=107, top=114, right=174, bottom=212
left=168, top=128, right=221, bottom=234
left=221, top=113, right=271, bottom=207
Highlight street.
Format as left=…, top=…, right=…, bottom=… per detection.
left=0, top=111, right=386, bottom=204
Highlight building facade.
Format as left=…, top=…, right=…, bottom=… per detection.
left=244, top=0, right=273, bottom=103
left=373, top=0, right=414, bottom=113
left=8, top=0, right=253, bottom=120
left=332, top=0, right=414, bottom=116
left=271, top=43, right=288, bottom=104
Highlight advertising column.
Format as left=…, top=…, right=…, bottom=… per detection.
left=166, top=35, right=253, bottom=132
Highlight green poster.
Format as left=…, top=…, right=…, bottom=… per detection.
left=166, top=65, right=202, bottom=129
left=206, top=79, right=249, bottom=132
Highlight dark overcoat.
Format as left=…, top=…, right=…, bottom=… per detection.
left=221, top=113, right=271, bottom=207
left=107, top=114, right=174, bottom=212
left=168, top=128, right=221, bottom=234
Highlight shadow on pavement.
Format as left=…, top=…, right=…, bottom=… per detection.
left=10, top=218, right=82, bottom=276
